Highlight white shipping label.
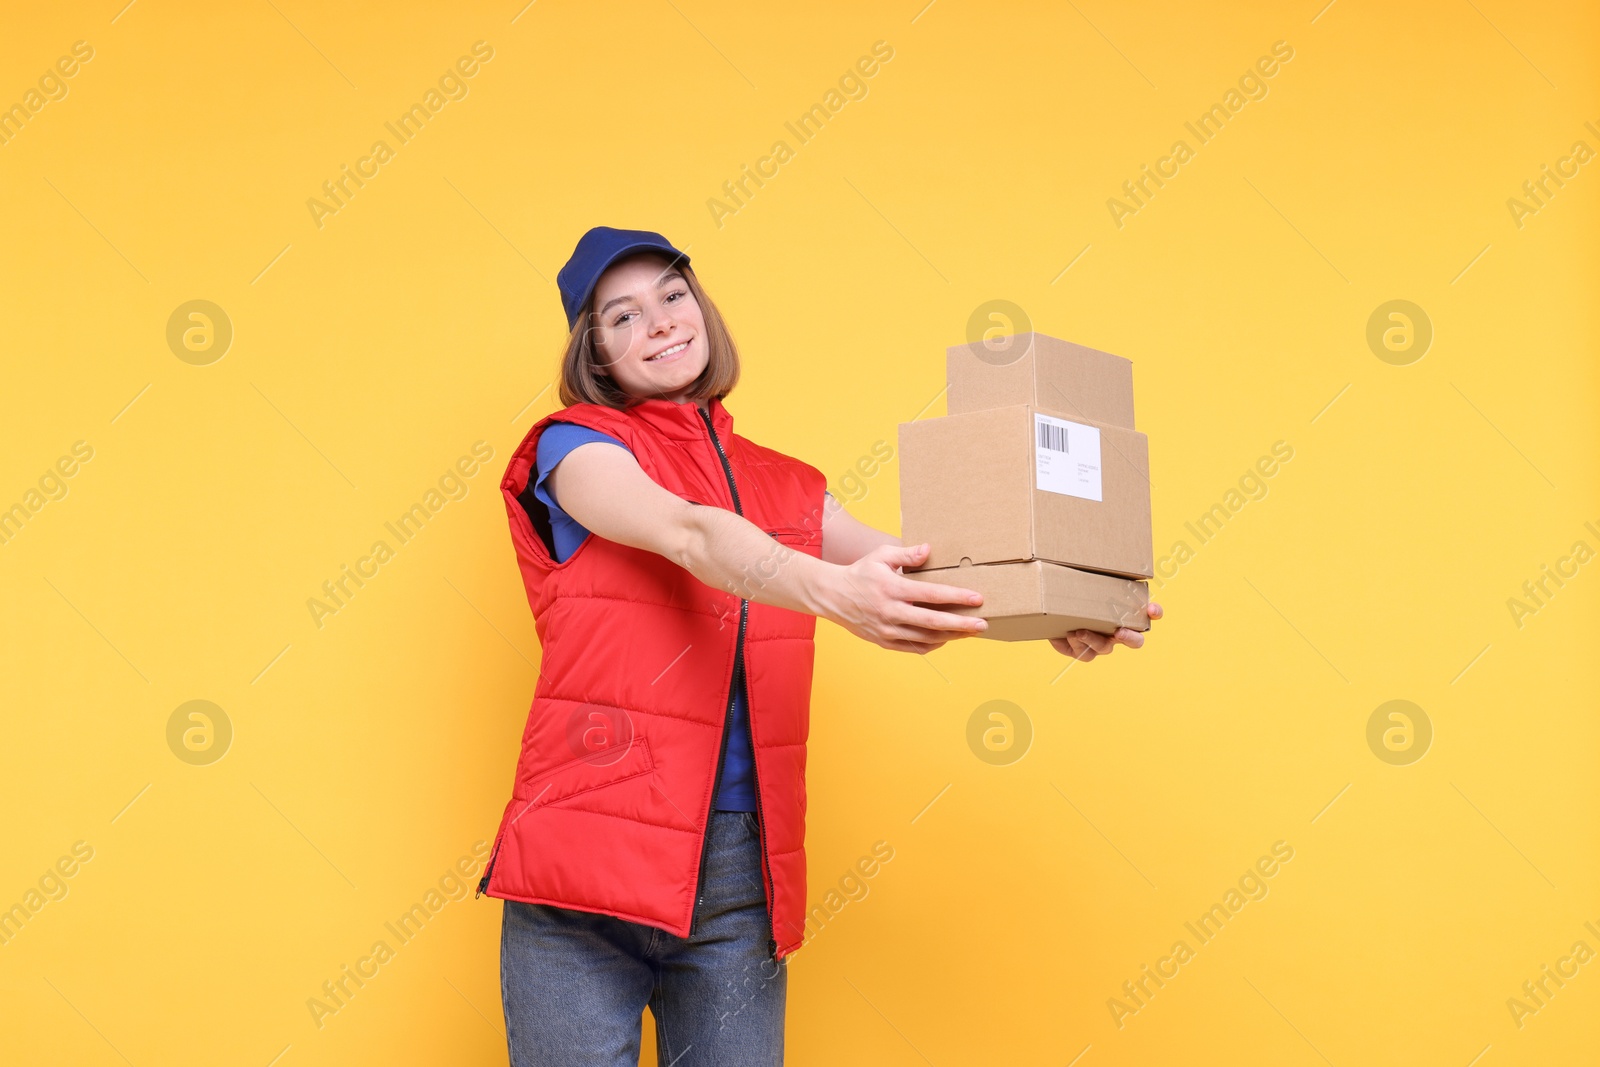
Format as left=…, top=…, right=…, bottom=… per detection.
left=1034, top=413, right=1103, bottom=501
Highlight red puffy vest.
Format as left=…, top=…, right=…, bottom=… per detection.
left=478, top=395, right=828, bottom=960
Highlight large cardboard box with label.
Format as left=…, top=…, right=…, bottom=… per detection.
left=900, top=405, right=1152, bottom=578
left=897, top=331, right=1154, bottom=638
left=900, top=334, right=1153, bottom=579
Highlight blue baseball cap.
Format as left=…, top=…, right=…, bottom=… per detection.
left=556, top=226, right=692, bottom=330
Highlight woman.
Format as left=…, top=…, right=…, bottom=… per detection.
left=479, top=226, right=1161, bottom=1066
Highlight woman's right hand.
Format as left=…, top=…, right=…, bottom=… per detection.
left=817, top=543, right=988, bottom=654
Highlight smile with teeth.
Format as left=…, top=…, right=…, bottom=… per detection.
left=646, top=340, right=690, bottom=362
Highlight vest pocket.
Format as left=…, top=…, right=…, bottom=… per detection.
left=761, top=525, right=820, bottom=549
left=517, top=732, right=656, bottom=808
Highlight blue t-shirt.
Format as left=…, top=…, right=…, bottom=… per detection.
left=531, top=421, right=757, bottom=812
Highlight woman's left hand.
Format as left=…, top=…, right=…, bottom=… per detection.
left=1048, top=601, right=1163, bottom=662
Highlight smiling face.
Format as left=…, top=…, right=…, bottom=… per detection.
left=586, top=252, right=710, bottom=405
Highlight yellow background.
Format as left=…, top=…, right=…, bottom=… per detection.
left=2, top=1, right=1596, bottom=1064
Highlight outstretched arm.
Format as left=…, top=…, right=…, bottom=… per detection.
left=547, top=442, right=988, bottom=654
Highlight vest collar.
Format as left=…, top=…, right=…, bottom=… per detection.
left=619, top=394, right=735, bottom=443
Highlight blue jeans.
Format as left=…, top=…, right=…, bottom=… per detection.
left=500, top=810, right=787, bottom=1066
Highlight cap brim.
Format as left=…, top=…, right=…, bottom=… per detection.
left=574, top=242, right=692, bottom=322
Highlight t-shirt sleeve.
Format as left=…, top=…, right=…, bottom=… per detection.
left=525, top=423, right=631, bottom=561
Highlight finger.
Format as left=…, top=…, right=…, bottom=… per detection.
left=874, top=542, right=933, bottom=571
left=1113, top=628, right=1146, bottom=649
left=896, top=604, right=989, bottom=633
left=898, top=576, right=983, bottom=607
left=883, top=637, right=943, bottom=655
left=1074, top=630, right=1115, bottom=655
left=1145, top=601, right=1163, bottom=620
left=891, top=622, right=981, bottom=644
left=1050, top=637, right=1095, bottom=659
left=1060, top=633, right=1097, bottom=660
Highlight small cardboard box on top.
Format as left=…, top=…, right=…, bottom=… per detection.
left=900, top=332, right=1153, bottom=641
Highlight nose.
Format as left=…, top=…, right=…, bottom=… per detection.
left=643, top=298, right=676, bottom=335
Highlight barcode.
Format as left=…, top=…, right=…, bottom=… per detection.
left=1037, top=422, right=1069, bottom=453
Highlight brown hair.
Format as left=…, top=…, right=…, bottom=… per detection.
left=556, top=258, right=741, bottom=409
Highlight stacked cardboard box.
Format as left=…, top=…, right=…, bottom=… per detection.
left=900, top=333, right=1153, bottom=641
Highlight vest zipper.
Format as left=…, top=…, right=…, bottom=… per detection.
left=688, top=405, right=775, bottom=957
left=743, top=668, right=779, bottom=961
left=474, top=835, right=502, bottom=898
